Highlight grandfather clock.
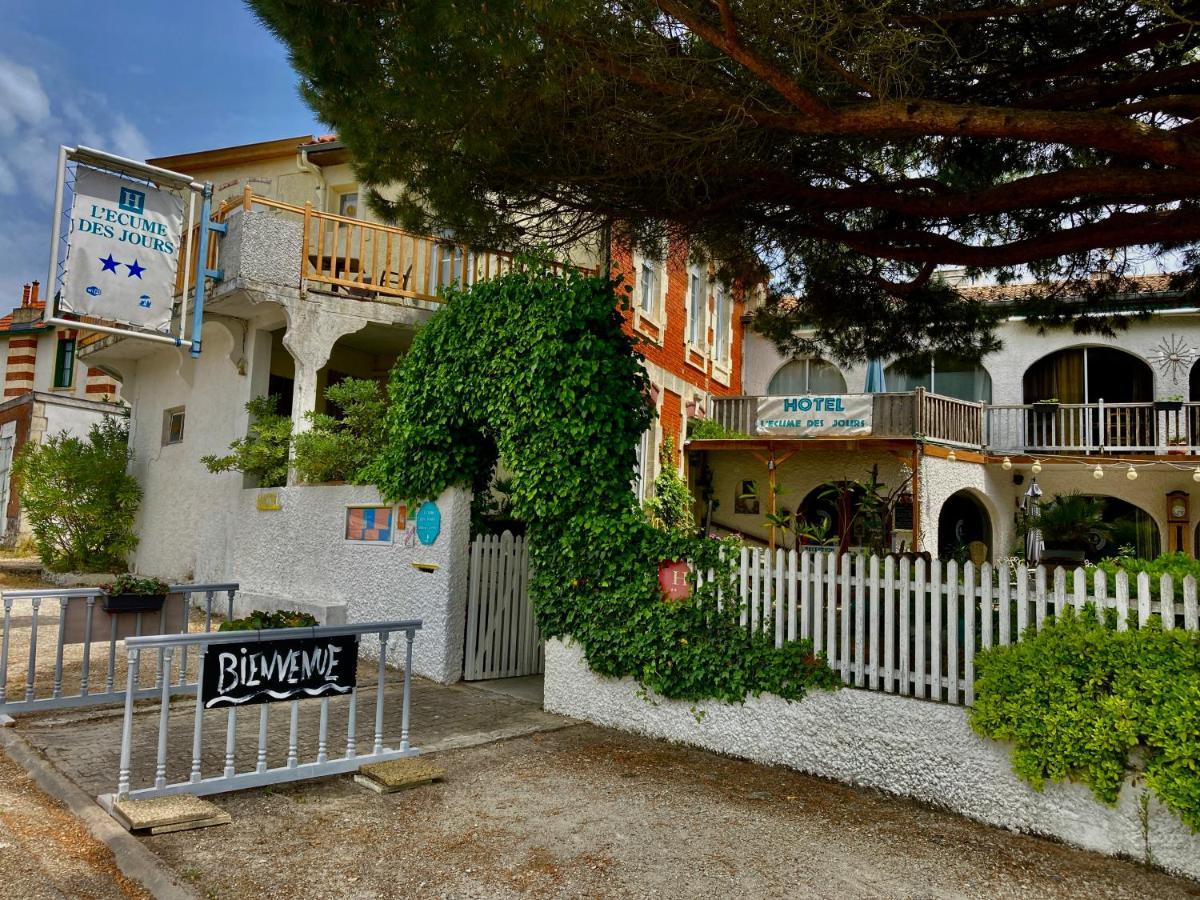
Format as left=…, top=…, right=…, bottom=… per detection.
left=1166, top=490, right=1190, bottom=555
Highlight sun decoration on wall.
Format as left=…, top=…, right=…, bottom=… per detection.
left=1150, top=334, right=1196, bottom=380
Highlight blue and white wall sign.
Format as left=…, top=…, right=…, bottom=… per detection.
left=60, top=167, right=183, bottom=332
left=415, top=501, right=441, bottom=545
left=756, top=394, right=873, bottom=437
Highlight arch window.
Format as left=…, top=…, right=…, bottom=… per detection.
left=1023, top=347, right=1151, bottom=404
left=886, top=354, right=992, bottom=403
left=767, top=358, right=847, bottom=395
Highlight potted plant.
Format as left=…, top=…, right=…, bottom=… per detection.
left=1168, top=435, right=1189, bottom=454
left=1155, top=394, right=1185, bottom=413
left=1031, top=397, right=1061, bottom=413
left=101, top=574, right=171, bottom=614
left=1026, top=492, right=1113, bottom=567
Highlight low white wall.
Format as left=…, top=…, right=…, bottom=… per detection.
left=545, top=638, right=1200, bottom=881
left=207, top=485, right=471, bottom=684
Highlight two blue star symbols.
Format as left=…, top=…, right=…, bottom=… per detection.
left=97, top=255, right=145, bottom=279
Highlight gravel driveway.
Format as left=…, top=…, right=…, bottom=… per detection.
left=140, top=723, right=1199, bottom=899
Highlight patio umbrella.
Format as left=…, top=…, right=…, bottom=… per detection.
left=864, top=358, right=887, bottom=393
left=1023, top=478, right=1044, bottom=566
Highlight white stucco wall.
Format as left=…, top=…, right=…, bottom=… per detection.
left=208, top=484, right=471, bottom=683
left=741, top=311, right=1200, bottom=406
left=126, top=319, right=252, bottom=582
left=545, top=638, right=1200, bottom=881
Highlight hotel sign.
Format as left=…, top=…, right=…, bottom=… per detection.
left=756, top=394, right=873, bottom=438
left=61, top=167, right=183, bottom=332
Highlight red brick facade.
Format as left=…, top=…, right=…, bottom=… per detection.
left=610, top=238, right=747, bottom=486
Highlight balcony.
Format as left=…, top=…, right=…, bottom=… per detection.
left=81, top=188, right=591, bottom=353
left=709, top=391, right=1200, bottom=456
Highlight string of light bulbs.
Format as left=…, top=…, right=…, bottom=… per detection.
left=992, top=453, right=1200, bottom=482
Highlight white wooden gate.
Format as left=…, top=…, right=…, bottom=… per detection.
left=464, top=531, right=543, bottom=680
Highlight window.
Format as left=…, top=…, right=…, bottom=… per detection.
left=53, top=338, right=75, bottom=389
left=687, top=269, right=706, bottom=347
left=767, top=358, right=847, bottom=395
left=634, top=426, right=654, bottom=501
left=638, top=257, right=659, bottom=316
left=887, top=354, right=993, bottom=403
left=162, top=407, right=186, bottom=445
left=338, top=192, right=359, bottom=217
left=713, top=282, right=730, bottom=362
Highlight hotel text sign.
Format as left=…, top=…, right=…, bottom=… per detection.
left=61, top=167, right=183, bottom=332
left=756, top=394, right=873, bottom=438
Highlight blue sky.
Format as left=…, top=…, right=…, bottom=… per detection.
left=0, top=0, right=321, bottom=304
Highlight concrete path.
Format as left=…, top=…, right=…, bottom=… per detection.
left=16, top=675, right=567, bottom=798
left=137, top=724, right=1198, bottom=899
left=9, top=672, right=1200, bottom=898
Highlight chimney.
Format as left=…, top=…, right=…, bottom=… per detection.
left=29, top=281, right=39, bottom=304
left=21, top=284, right=30, bottom=307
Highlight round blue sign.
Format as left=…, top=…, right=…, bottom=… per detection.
left=415, top=501, right=441, bottom=545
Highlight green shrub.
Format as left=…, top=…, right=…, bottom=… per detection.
left=644, top=438, right=694, bottom=535
left=13, top=416, right=141, bottom=573
left=102, top=574, right=170, bottom=595
left=293, top=378, right=388, bottom=484
left=1087, top=551, right=1200, bottom=599
left=218, top=609, right=320, bottom=632
left=202, top=395, right=292, bottom=487
left=971, top=607, right=1200, bottom=830
left=686, top=418, right=751, bottom=440
left=372, top=265, right=838, bottom=703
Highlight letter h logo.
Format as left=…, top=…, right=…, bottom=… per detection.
left=118, top=187, right=146, bottom=215
left=783, top=398, right=800, bottom=412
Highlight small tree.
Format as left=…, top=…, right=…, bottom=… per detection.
left=13, top=416, right=141, bottom=572
left=292, top=378, right=388, bottom=484
left=202, top=395, right=293, bottom=487
left=644, top=437, right=694, bottom=535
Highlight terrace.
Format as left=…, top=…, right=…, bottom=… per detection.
left=710, top=389, right=1200, bottom=456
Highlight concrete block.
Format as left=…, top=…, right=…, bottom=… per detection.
left=354, top=757, right=446, bottom=794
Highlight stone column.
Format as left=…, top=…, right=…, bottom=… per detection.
left=281, top=299, right=367, bottom=483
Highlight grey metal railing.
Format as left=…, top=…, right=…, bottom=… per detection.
left=102, top=619, right=421, bottom=804
left=0, top=583, right=237, bottom=716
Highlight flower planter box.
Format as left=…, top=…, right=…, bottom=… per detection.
left=101, top=592, right=167, bottom=614
left=1032, top=402, right=1060, bottom=414
left=1155, top=400, right=1184, bottom=413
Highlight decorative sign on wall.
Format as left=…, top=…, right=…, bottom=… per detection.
left=755, top=394, right=873, bottom=438
left=60, top=167, right=184, bottom=332
left=201, top=634, right=359, bottom=708
left=345, top=505, right=394, bottom=542
left=256, top=492, right=281, bottom=511
left=658, top=560, right=692, bottom=601
left=415, top=501, right=441, bottom=545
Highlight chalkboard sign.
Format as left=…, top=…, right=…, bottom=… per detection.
left=201, top=634, right=359, bottom=709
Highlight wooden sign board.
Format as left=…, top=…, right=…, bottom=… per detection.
left=60, top=593, right=188, bottom=644
left=658, top=560, right=692, bottom=601
left=201, top=634, right=359, bottom=709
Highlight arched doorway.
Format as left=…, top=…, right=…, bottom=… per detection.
left=938, top=491, right=992, bottom=563
left=796, top=481, right=863, bottom=547
left=1093, top=496, right=1160, bottom=560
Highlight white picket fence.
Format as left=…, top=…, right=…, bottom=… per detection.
left=733, top=549, right=1200, bottom=706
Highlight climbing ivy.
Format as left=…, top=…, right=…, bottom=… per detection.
left=372, top=266, right=837, bottom=703
left=971, top=607, right=1200, bottom=831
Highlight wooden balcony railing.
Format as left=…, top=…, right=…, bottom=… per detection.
left=707, top=390, right=984, bottom=447
left=706, top=393, right=1200, bottom=456
left=243, top=188, right=588, bottom=304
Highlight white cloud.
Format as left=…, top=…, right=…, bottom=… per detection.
left=0, top=57, right=50, bottom=136
left=0, top=53, right=154, bottom=303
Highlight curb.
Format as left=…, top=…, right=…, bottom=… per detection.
left=0, top=727, right=199, bottom=899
